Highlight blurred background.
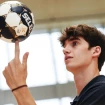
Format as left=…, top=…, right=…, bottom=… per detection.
left=0, top=0, right=105, bottom=105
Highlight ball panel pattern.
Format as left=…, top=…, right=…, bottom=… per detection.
left=0, top=16, right=6, bottom=29
left=22, top=4, right=31, bottom=13
left=15, top=23, right=28, bottom=36
left=21, top=12, right=34, bottom=35
left=1, top=36, right=13, bottom=43
left=1, top=27, right=15, bottom=39
left=0, top=3, right=11, bottom=16
left=6, top=12, right=21, bottom=27
left=5, top=1, right=21, bottom=5
left=11, top=6, right=24, bottom=14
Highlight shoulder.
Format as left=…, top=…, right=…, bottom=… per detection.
left=73, top=75, right=105, bottom=105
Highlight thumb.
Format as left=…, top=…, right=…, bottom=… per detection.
left=22, top=52, right=29, bottom=66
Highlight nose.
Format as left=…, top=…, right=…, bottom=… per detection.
left=63, top=45, right=71, bottom=55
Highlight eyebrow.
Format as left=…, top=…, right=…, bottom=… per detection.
left=63, top=37, right=80, bottom=47
left=68, top=37, right=80, bottom=41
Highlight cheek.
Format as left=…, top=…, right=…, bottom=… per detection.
left=75, top=48, right=91, bottom=59
left=76, top=49, right=92, bottom=64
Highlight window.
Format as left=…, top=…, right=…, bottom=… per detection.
left=51, top=32, right=74, bottom=83
left=36, top=97, right=73, bottom=105
left=0, top=33, right=57, bottom=90
left=36, top=98, right=60, bottom=105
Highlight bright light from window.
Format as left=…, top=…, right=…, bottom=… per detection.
left=97, top=27, right=105, bottom=33
left=4, top=104, right=14, bottom=105
left=100, top=62, right=105, bottom=75
left=36, top=97, right=73, bottom=105
left=61, top=97, right=73, bottom=105
left=51, top=32, right=73, bottom=83
left=36, top=98, right=60, bottom=105
left=0, top=33, right=57, bottom=90
left=0, top=40, right=11, bottom=90
left=97, top=27, right=105, bottom=75
left=25, top=33, right=57, bottom=87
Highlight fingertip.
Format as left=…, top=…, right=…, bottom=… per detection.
left=26, top=52, right=29, bottom=56
left=26, top=52, right=29, bottom=59
left=22, top=52, right=29, bottom=65
left=24, top=52, right=29, bottom=59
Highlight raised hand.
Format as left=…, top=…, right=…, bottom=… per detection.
left=3, top=41, right=29, bottom=90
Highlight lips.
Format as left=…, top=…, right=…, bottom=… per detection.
left=65, top=56, right=73, bottom=60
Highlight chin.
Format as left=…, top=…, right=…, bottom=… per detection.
left=66, top=66, right=74, bottom=72
left=66, top=65, right=79, bottom=72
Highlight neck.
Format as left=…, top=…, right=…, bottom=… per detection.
left=73, top=66, right=100, bottom=96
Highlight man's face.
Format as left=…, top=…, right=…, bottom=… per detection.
left=63, top=36, right=93, bottom=73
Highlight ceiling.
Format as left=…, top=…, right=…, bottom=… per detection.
left=1, top=0, right=105, bottom=31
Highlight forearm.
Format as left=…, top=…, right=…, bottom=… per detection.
left=3, top=42, right=37, bottom=105
left=13, top=87, right=37, bottom=105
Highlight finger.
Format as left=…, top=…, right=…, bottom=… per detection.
left=22, top=52, right=29, bottom=66
left=2, top=69, right=6, bottom=77
left=15, top=41, right=20, bottom=61
left=2, top=66, right=8, bottom=78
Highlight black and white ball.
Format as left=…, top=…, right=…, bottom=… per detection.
left=0, top=1, right=34, bottom=43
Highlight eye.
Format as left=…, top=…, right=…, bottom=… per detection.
left=71, top=41, right=78, bottom=47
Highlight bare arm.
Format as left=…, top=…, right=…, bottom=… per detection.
left=13, top=87, right=36, bottom=105
left=3, top=41, right=37, bottom=105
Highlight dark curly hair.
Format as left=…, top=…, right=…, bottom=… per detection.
left=58, top=24, right=105, bottom=71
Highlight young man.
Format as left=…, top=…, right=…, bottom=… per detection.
left=59, top=24, right=105, bottom=105
left=3, top=24, right=105, bottom=105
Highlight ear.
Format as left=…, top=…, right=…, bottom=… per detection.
left=92, top=46, right=101, bottom=57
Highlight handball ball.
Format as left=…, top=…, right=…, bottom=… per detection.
left=0, top=1, right=34, bottom=43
